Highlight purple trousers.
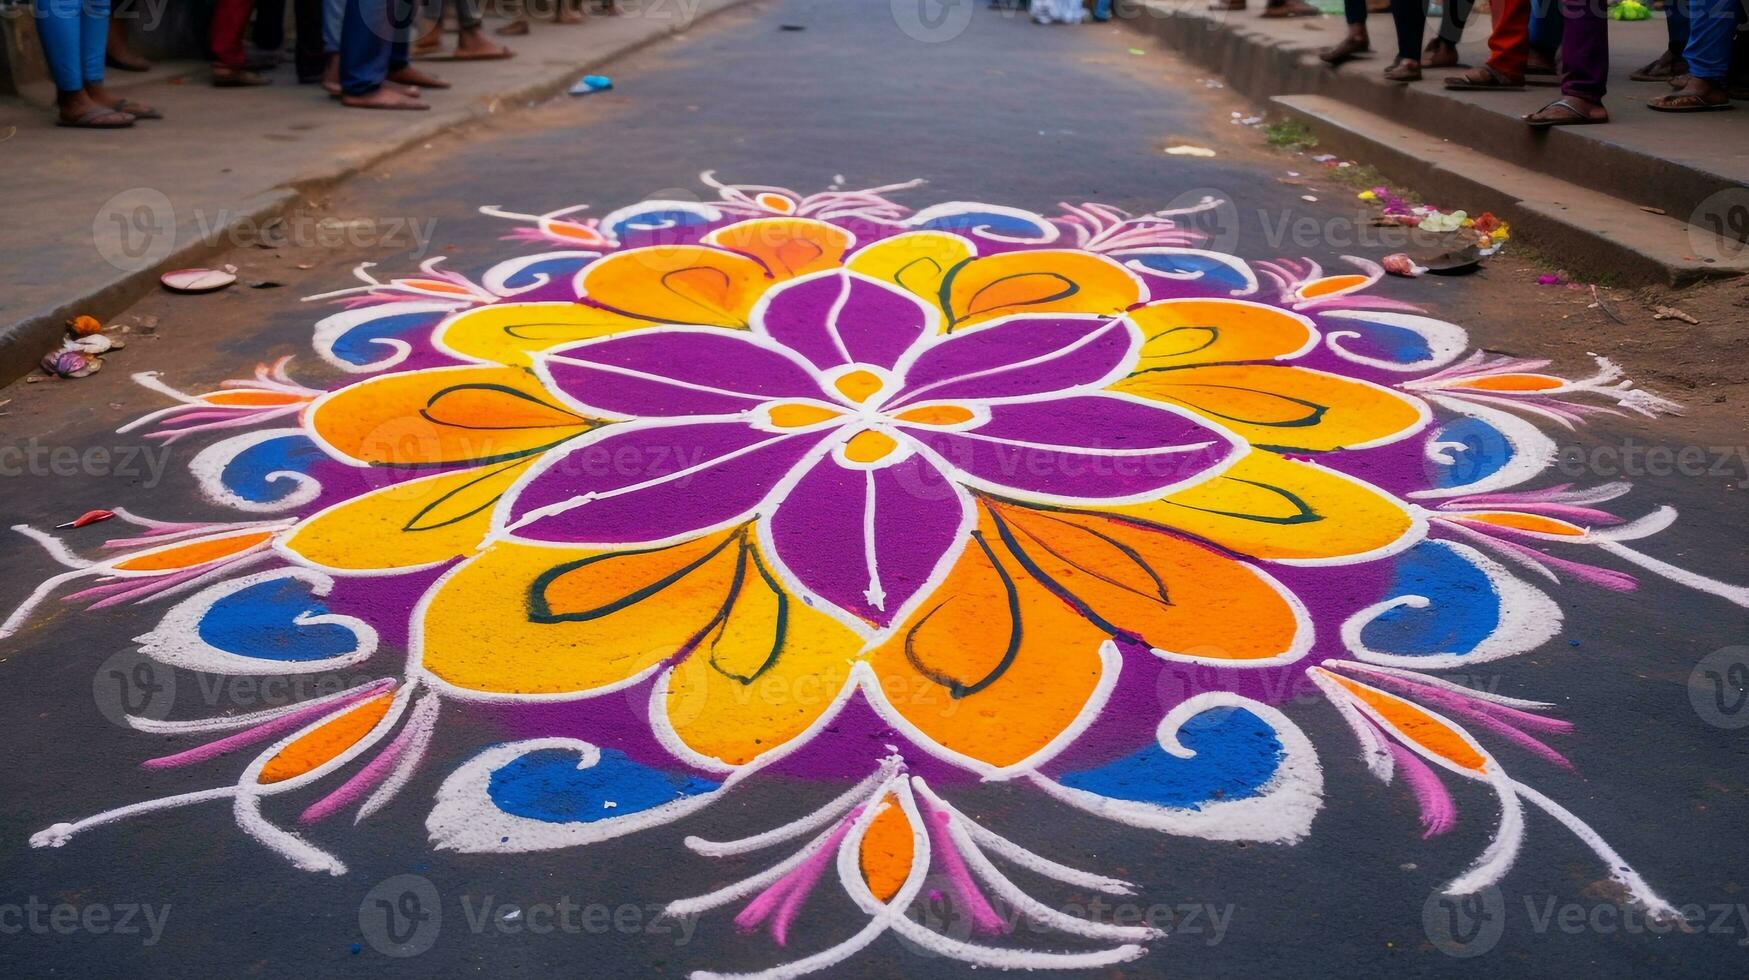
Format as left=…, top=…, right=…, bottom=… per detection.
left=1559, top=0, right=1608, bottom=102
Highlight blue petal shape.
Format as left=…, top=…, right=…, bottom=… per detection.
left=910, top=210, right=1055, bottom=241
left=196, top=575, right=366, bottom=663
left=330, top=309, right=445, bottom=367
left=1123, top=251, right=1254, bottom=294
left=1359, top=540, right=1501, bottom=657
left=1427, top=415, right=1514, bottom=490
left=1057, top=705, right=1284, bottom=809
left=1331, top=317, right=1432, bottom=364
left=220, top=433, right=323, bottom=505
left=488, top=747, right=720, bottom=824
left=607, top=207, right=717, bottom=242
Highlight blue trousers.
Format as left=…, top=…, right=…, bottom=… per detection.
left=340, top=0, right=414, bottom=95
left=1679, top=0, right=1745, bottom=80
left=34, top=0, right=110, bottom=92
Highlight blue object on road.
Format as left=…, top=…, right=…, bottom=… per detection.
left=569, top=74, right=613, bottom=95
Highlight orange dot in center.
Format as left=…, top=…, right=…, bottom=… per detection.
left=834, top=369, right=885, bottom=404
left=844, top=429, right=898, bottom=464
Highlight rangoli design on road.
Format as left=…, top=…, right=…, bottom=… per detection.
left=9, top=174, right=1747, bottom=974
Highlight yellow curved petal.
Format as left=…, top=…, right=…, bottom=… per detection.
left=281, top=458, right=534, bottom=572
left=987, top=501, right=1302, bottom=663
left=1107, top=449, right=1417, bottom=562
left=702, top=217, right=854, bottom=280
left=308, top=365, right=591, bottom=467
left=419, top=532, right=743, bottom=697
left=943, top=249, right=1142, bottom=329
left=578, top=245, right=771, bottom=327
left=867, top=513, right=1111, bottom=771
left=1112, top=363, right=1427, bottom=451
left=845, top=231, right=975, bottom=321
left=661, top=545, right=857, bottom=766
left=436, top=301, right=670, bottom=366
left=1128, top=298, right=1316, bottom=369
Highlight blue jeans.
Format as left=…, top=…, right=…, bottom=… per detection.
left=34, top=0, right=110, bottom=92
left=1092, top=0, right=1114, bottom=18
left=340, top=0, right=414, bottom=95
left=1679, top=0, right=1744, bottom=80
left=1529, top=0, right=1561, bottom=56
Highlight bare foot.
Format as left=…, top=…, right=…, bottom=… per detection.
left=496, top=17, right=531, bottom=35
left=57, top=90, right=134, bottom=127
left=106, top=21, right=151, bottom=72
left=340, top=87, right=430, bottom=110
left=322, top=54, right=341, bottom=94
left=455, top=26, right=514, bottom=59
left=389, top=65, right=451, bottom=89
left=85, top=82, right=161, bottom=119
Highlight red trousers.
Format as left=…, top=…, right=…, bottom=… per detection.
left=210, top=0, right=258, bottom=68
left=1484, top=0, right=1531, bottom=80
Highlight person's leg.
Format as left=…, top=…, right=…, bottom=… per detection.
left=209, top=0, right=254, bottom=68
left=34, top=0, right=87, bottom=91
left=325, top=0, right=347, bottom=52
left=106, top=0, right=150, bottom=70
left=1439, top=0, right=1473, bottom=41
left=341, top=0, right=426, bottom=106
left=294, top=0, right=326, bottom=80
left=1555, top=0, right=1606, bottom=102
left=254, top=0, right=289, bottom=51
left=1392, top=0, right=1426, bottom=62
left=453, top=0, right=511, bottom=55
left=1652, top=0, right=1736, bottom=106
left=1321, top=0, right=1373, bottom=62
left=1483, top=0, right=1531, bottom=81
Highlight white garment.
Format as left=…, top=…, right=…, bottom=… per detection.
left=1030, top=0, right=1086, bottom=23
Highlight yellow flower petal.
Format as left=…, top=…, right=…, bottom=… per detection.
left=579, top=245, right=771, bottom=327
left=281, top=458, right=534, bottom=572
left=1113, top=363, right=1427, bottom=451
left=308, top=365, right=591, bottom=467
left=942, top=249, right=1142, bottom=329
left=436, top=301, right=670, bottom=366
left=845, top=231, right=976, bottom=322
left=701, top=217, right=853, bottom=280
left=420, top=533, right=743, bottom=697
left=1106, top=449, right=1418, bottom=562
left=1128, top=298, right=1316, bottom=369
left=660, top=544, right=857, bottom=766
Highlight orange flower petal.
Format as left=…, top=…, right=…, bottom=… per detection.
left=1128, top=298, right=1315, bottom=369
left=702, top=218, right=853, bottom=280
left=579, top=246, right=771, bottom=327
left=988, top=502, right=1303, bottom=663
left=258, top=693, right=394, bottom=784
left=859, top=798, right=916, bottom=903
left=308, top=365, right=590, bottom=467
left=113, top=530, right=276, bottom=573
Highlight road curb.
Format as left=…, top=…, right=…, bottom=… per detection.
left=0, top=0, right=758, bottom=388
left=1113, top=0, right=1748, bottom=286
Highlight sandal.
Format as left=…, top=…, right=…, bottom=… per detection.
left=1524, top=97, right=1608, bottom=126
left=1422, top=38, right=1464, bottom=68
left=110, top=98, right=162, bottom=120
left=1261, top=0, right=1321, bottom=16
left=1648, top=92, right=1733, bottom=112
left=212, top=66, right=272, bottom=87
left=1445, top=65, right=1524, bottom=90
left=1384, top=59, right=1423, bottom=83
left=1630, top=51, right=1686, bottom=81
left=1320, top=36, right=1370, bottom=66
left=57, top=107, right=134, bottom=128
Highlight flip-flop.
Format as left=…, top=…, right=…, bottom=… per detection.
left=57, top=107, right=134, bottom=129
left=1445, top=66, right=1524, bottom=90
left=1524, top=97, right=1608, bottom=126
left=110, top=98, right=162, bottom=120
left=1629, top=55, right=1686, bottom=81
left=1648, top=92, right=1734, bottom=112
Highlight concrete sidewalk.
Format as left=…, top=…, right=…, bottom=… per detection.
left=1117, top=0, right=1749, bottom=284
left=0, top=0, right=752, bottom=386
